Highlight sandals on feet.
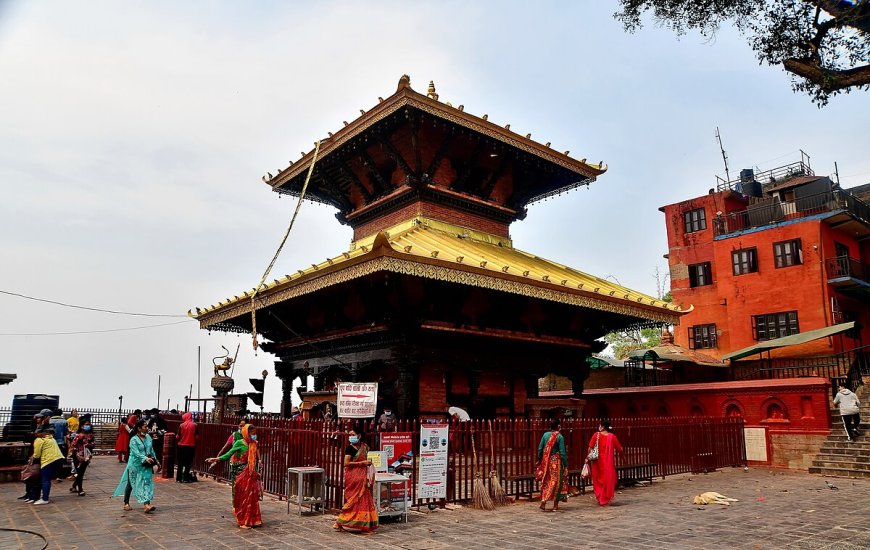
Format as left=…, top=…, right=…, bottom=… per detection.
left=123, top=504, right=132, bottom=511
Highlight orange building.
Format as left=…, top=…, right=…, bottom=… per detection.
left=661, top=157, right=870, bottom=362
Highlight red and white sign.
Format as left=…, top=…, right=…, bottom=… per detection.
left=380, top=432, right=412, bottom=464
left=337, top=382, right=378, bottom=418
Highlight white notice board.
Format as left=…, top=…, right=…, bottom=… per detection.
left=337, top=382, right=378, bottom=418
left=418, top=423, right=449, bottom=500
left=743, top=427, right=768, bottom=462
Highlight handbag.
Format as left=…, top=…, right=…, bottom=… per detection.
left=21, top=460, right=40, bottom=482
left=580, top=463, right=591, bottom=479
left=76, top=448, right=93, bottom=463
left=587, top=432, right=600, bottom=462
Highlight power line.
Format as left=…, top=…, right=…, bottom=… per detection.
left=0, top=319, right=194, bottom=336
left=0, top=290, right=187, bottom=318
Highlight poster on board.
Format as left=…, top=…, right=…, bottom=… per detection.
left=337, top=382, right=378, bottom=418
left=418, top=423, right=449, bottom=500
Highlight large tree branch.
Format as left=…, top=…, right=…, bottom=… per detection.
left=783, top=56, right=870, bottom=91
left=815, top=0, right=870, bottom=32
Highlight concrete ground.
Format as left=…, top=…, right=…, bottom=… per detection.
left=1, top=457, right=868, bottom=549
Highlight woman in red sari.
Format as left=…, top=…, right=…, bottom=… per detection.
left=114, top=411, right=138, bottom=463
left=585, top=420, right=623, bottom=506
left=536, top=418, right=568, bottom=511
left=333, top=428, right=378, bottom=533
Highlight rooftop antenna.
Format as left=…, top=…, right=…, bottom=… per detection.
left=715, top=127, right=731, bottom=184
left=834, top=161, right=840, bottom=186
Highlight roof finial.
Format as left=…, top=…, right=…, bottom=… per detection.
left=427, top=80, right=439, bottom=101
left=397, top=74, right=411, bottom=91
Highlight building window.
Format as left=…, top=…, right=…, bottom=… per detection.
left=773, top=239, right=802, bottom=268
left=688, top=262, right=712, bottom=287
left=688, top=324, right=717, bottom=349
left=684, top=208, right=707, bottom=233
left=732, top=248, right=758, bottom=275
left=752, top=311, right=799, bottom=341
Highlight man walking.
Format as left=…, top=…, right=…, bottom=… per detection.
left=833, top=384, right=862, bottom=442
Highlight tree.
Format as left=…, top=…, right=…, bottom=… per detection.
left=615, top=1, right=870, bottom=105
left=601, top=267, right=673, bottom=360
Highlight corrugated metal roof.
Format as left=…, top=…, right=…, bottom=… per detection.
left=722, top=322, right=855, bottom=361
left=628, top=345, right=726, bottom=367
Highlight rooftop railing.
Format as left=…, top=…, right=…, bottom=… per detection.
left=713, top=188, right=870, bottom=236
left=716, top=158, right=813, bottom=193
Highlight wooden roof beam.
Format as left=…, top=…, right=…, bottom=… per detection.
left=359, top=149, right=390, bottom=199
left=482, top=153, right=511, bottom=201
left=452, top=140, right=487, bottom=193
left=424, top=128, right=456, bottom=182
left=337, top=161, right=373, bottom=203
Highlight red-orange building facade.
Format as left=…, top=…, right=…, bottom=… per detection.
left=662, top=161, right=870, bottom=360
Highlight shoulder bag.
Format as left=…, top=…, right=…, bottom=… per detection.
left=587, top=432, right=600, bottom=462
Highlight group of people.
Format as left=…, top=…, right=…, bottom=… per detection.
left=537, top=418, right=623, bottom=510
left=19, top=408, right=95, bottom=505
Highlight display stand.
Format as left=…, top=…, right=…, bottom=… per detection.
left=286, top=467, right=325, bottom=515
left=372, top=472, right=410, bottom=523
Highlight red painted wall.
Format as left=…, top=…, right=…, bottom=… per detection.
left=582, top=378, right=831, bottom=467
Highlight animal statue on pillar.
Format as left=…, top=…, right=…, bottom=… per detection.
left=213, top=344, right=240, bottom=377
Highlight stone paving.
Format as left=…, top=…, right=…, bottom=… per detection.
left=1, top=457, right=869, bottom=549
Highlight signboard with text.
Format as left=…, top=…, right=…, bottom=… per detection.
left=380, top=432, right=413, bottom=465
left=418, top=423, right=449, bottom=500
left=337, top=382, right=378, bottom=418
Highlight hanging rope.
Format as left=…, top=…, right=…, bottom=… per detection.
left=250, top=140, right=321, bottom=353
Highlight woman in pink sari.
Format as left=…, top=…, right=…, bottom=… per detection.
left=585, top=420, right=622, bottom=506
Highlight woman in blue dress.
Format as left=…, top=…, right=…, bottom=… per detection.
left=113, top=419, right=159, bottom=513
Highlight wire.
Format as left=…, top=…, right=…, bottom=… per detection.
left=0, top=528, right=48, bottom=550
left=0, top=289, right=188, bottom=318
left=0, top=319, right=193, bottom=336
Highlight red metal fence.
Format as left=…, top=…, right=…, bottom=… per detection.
left=165, top=416, right=746, bottom=509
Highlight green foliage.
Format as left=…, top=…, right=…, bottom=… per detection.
left=615, top=0, right=870, bottom=105
left=603, top=327, right=664, bottom=360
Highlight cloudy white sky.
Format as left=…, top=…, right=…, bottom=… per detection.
left=1, top=1, right=868, bottom=413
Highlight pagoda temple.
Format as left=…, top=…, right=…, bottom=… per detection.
left=191, top=76, right=687, bottom=418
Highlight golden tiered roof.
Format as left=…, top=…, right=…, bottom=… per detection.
left=191, top=217, right=687, bottom=328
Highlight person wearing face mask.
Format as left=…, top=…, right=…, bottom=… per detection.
left=206, top=424, right=261, bottom=529
left=333, top=428, right=378, bottom=534
left=69, top=415, right=94, bottom=496
left=112, top=419, right=158, bottom=513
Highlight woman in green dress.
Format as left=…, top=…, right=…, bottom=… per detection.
left=112, top=419, right=158, bottom=513
left=207, top=426, right=247, bottom=494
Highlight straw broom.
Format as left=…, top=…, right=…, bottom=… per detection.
left=470, top=423, right=494, bottom=510
left=488, top=420, right=506, bottom=505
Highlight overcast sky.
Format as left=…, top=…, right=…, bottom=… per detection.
left=1, top=1, right=868, bottom=413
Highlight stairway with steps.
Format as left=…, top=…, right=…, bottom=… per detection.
left=809, top=383, right=870, bottom=478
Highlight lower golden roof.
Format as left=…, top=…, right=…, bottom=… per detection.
left=191, top=217, right=688, bottom=327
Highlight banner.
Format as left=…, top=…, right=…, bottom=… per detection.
left=380, top=432, right=413, bottom=465
left=337, top=382, right=378, bottom=418
left=418, top=423, right=449, bottom=500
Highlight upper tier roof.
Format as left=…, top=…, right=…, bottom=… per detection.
left=264, top=76, right=607, bottom=224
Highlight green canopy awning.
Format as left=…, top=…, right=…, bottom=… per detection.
left=723, top=322, right=855, bottom=361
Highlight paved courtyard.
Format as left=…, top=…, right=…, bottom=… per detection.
left=1, top=457, right=869, bottom=549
